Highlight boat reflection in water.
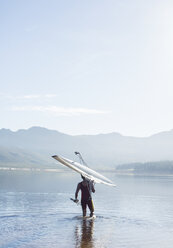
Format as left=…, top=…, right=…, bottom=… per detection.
left=74, top=219, right=95, bottom=248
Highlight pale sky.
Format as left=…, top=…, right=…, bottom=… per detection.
left=1, top=0, right=173, bottom=137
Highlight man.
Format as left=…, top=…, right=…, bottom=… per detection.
left=75, top=175, right=95, bottom=217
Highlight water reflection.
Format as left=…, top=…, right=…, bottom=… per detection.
left=75, top=219, right=95, bottom=248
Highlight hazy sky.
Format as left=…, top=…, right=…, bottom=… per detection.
left=1, top=0, right=173, bottom=136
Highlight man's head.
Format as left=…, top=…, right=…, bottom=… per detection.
left=81, top=175, right=86, bottom=180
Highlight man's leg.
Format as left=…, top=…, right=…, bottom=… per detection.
left=81, top=201, right=87, bottom=217
left=88, top=199, right=94, bottom=217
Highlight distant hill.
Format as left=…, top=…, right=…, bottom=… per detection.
left=116, top=161, right=173, bottom=175
left=1, top=127, right=173, bottom=171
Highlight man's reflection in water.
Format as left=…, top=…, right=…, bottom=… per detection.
left=75, top=219, right=95, bottom=248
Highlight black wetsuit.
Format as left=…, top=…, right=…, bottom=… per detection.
left=80, top=182, right=94, bottom=214
left=75, top=180, right=95, bottom=216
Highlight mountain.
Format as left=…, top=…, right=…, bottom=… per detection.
left=116, top=161, right=173, bottom=174
left=1, top=126, right=173, bottom=170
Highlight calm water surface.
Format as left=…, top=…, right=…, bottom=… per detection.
left=0, top=171, right=173, bottom=248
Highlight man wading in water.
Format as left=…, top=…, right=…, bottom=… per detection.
left=75, top=175, right=95, bottom=217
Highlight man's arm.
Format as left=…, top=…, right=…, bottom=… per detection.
left=91, top=181, right=95, bottom=193
left=75, top=183, right=81, bottom=200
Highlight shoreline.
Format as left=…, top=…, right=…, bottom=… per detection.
left=0, top=167, right=64, bottom=173
left=0, top=166, right=173, bottom=177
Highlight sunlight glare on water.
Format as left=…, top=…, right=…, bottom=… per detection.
left=0, top=172, right=173, bottom=248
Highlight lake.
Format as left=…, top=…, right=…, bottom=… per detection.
left=0, top=170, right=173, bottom=248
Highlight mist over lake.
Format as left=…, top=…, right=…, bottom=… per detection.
left=1, top=170, right=173, bottom=248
